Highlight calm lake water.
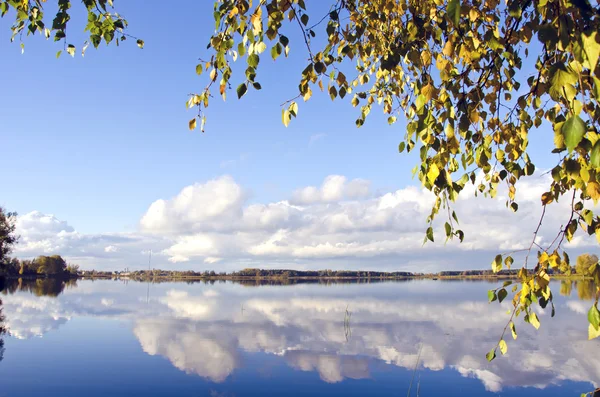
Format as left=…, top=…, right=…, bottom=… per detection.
left=0, top=278, right=598, bottom=396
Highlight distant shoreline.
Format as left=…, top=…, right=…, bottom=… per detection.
left=2, top=273, right=592, bottom=282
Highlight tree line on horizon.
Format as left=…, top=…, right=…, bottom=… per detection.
left=1, top=255, right=79, bottom=278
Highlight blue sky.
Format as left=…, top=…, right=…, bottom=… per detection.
left=1, top=1, right=417, bottom=233
left=0, top=1, right=582, bottom=271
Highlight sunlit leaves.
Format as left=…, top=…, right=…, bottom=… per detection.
left=248, top=53, right=259, bottom=68
left=562, top=115, right=586, bottom=153
left=510, top=321, right=517, bottom=340
left=188, top=118, right=197, bottom=131
left=2, top=0, right=141, bottom=55
left=581, top=32, right=600, bottom=72
left=499, top=339, right=507, bottom=355
left=192, top=0, right=600, bottom=350
left=529, top=312, right=541, bottom=330
left=488, top=289, right=497, bottom=303
left=589, top=305, right=600, bottom=333
left=492, top=254, right=502, bottom=273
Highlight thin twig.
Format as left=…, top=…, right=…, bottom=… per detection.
left=407, top=343, right=423, bottom=397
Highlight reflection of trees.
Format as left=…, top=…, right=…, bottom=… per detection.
left=559, top=280, right=597, bottom=300
left=0, top=278, right=76, bottom=298
left=560, top=281, right=573, bottom=297
left=577, top=280, right=597, bottom=301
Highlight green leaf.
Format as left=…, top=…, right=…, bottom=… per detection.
left=562, top=115, right=586, bottom=153
left=444, top=222, right=452, bottom=237
left=398, top=142, right=406, bottom=153
left=426, top=226, right=434, bottom=242
left=492, top=254, right=502, bottom=273
left=582, top=32, right=599, bottom=72
left=591, top=141, right=600, bottom=168
left=56, top=50, right=62, bottom=59
left=196, top=64, right=203, bottom=76
left=248, top=53, right=260, bottom=67
left=510, top=321, right=517, bottom=340
left=486, top=348, right=496, bottom=362
left=300, top=14, right=309, bottom=26
left=588, top=305, right=600, bottom=331
left=592, top=76, right=600, bottom=100
left=447, top=0, right=460, bottom=26
left=504, top=256, right=514, bottom=269
left=499, top=339, right=507, bottom=355
left=136, top=39, right=144, bottom=49
left=236, top=83, right=247, bottom=99
left=498, top=288, right=508, bottom=303
left=271, top=43, right=282, bottom=60
left=488, top=290, right=497, bottom=303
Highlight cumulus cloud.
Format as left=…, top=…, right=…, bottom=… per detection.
left=290, top=175, right=371, bottom=205
left=12, top=173, right=598, bottom=271
left=140, top=176, right=245, bottom=234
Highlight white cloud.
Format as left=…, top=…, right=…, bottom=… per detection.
left=290, top=175, right=371, bottom=205
left=140, top=176, right=245, bottom=234
left=12, top=173, right=599, bottom=271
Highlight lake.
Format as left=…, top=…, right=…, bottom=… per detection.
left=0, top=278, right=598, bottom=396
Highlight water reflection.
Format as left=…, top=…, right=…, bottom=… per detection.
left=0, top=297, right=5, bottom=362
left=560, top=280, right=598, bottom=301
left=0, top=278, right=599, bottom=395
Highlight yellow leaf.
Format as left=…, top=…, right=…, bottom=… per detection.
left=510, top=321, right=517, bottom=340
left=303, top=86, right=312, bottom=101
left=587, top=181, right=600, bottom=204
left=499, top=339, right=507, bottom=355
left=589, top=323, right=600, bottom=340
left=520, top=283, right=530, bottom=304
left=282, top=109, right=290, bottom=127
left=548, top=252, right=560, bottom=268
left=538, top=271, right=550, bottom=289
left=188, top=118, right=197, bottom=131
left=541, top=192, right=554, bottom=205
left=529, top=312, right=540, bottom=330
left=427, top=163, right=440, bottom=184
left=422, top=84, right=436, bottom=102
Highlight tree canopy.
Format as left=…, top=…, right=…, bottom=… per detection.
left=2, top=0, right=600, bottom=357
left=0, top=207, right=18, bottom=268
